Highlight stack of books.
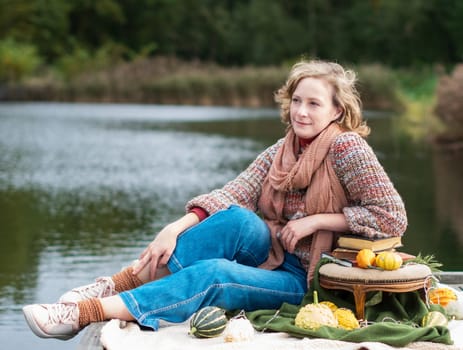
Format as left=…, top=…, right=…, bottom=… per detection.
left=326, top=234, right=415, bottom=267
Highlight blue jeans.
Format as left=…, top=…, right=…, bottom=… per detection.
left=119, top=205, right=307, bottom=330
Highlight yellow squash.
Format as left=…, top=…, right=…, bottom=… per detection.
left=334, top=308, right=360, bottom=330
left=428, top=287, right=458, bottom=307
left=375, top=251, right=403, bottom=270
left=320, top=301, right=338, bottom=313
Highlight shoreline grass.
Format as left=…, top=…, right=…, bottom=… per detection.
left=1, top=56, right=405, bottom=110
left=4, top=55, right=459, bottom=146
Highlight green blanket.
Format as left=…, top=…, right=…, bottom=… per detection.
left=246, top=259, right=453, bottom=347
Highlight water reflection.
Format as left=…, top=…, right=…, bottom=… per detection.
left=374, top=118, right=463, bottom=269
left=433, top=149, right=463, bottom=268
left=0, top=103, right=462, bottom=349
left=0, top=103, right=284, bottom=349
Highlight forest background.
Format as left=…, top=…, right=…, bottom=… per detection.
left=1, top=0, right=463, bottom=143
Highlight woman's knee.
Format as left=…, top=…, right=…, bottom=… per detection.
left=227, top=206, right=270, bottom=240
left=169, top=205, right=270, bottom=270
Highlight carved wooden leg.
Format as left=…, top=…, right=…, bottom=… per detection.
left=352, top=284, right=366, bottom=320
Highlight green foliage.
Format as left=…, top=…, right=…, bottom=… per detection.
left=355, top=64, right=403, bottom=111
left=2, top=0, right=463, bottom=127
left=0, top=0, right=73, bottom=60
left=0, top=38, right=42, bottom=82
left=394, top=67, right=439, bottom=101
left=404, top=253, right=443, bottom=273
left=55, top=42, right=129, bottom=80
left=2, top=0, right=463, bottom=68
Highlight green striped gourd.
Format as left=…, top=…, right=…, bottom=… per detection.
left=421, top=310, right=448, bottom=327
left=189, top=306, right=228, bottom=338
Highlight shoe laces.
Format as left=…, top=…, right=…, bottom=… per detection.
left=46, top=303, right=78, bottom=325
left=72, top=277, right=115, bottom=299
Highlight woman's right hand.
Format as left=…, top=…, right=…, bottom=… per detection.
left=134, top=226, right=178, bottom=280
left=132, top=212, right=200, bottom=280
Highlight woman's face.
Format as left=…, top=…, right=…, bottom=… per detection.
left=290, top=77, right=341, bottom=140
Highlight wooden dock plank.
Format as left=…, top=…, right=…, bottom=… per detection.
left=77, top=322, right=105, bottom=350
left=435, top=272, right=463, bottom=290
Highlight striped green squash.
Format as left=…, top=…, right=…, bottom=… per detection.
left=421, top=311, right=448, bottom=327
left=189, top=306, right=228, bottom=338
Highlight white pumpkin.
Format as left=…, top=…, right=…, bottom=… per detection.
left=445, top=298, right=463, bottom=320
left=223, top=316, right=255, bottom=342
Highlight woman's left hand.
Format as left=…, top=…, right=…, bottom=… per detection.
left=279, top=216, right=318, bottom=253
left=279, top=213, right=349, bottom=253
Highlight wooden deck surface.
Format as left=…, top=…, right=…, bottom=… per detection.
left=78, top=272, right=463, bottom=349
left=77, top=322, right=106, bottom=350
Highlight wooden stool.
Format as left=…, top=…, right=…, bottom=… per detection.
left=319, top=263, right=432, bottom=320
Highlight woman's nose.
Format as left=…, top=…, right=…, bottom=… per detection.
left=297, top=103, right=309, bottom=117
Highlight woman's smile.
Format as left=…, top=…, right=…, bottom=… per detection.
left=294, top=119, right=312, bottom=126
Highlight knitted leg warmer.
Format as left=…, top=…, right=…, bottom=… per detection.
left=78, top=298, right=105, bottom=328
left=111, top=266, right=143, bottom=292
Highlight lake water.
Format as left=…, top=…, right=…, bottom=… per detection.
left=0, top=102, right=462, bottom=349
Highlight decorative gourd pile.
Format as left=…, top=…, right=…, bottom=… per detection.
left=355, top=250, right=463, bottom=326
left=355, top=249, right=403, bottom=270
left=420, top=282, right=463, bottom=326
left=295, top=291, right=359, bottom=331
left=188, top=283, right=462, bottom=342
left=427, top=286, right=463, bottom=320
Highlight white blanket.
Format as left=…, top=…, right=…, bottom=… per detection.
left=100, top=318, right=463, bottom=350
left=101, top=284, right=463, bottom=350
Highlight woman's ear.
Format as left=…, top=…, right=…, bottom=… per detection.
left=333, top=107, right=343, bottom=121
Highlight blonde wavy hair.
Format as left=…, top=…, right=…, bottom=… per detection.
left=275, top=60, right=370, bottom=137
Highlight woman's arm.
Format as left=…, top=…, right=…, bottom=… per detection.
left=276, top=132, right=407, bottom=253
left=332, top=132, right=408, bottom=238
left=133, top=140, right=285, bottom=279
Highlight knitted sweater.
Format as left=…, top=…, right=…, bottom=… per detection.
left=185, top=132, right=407, bottom=260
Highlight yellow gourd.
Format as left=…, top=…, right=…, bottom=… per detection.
left=320, top=301, right=338, bottom=313
left=421, top=310, right=448, bottom=327
left=356, top=249, right=376, bottom=268
left=334, top=308, right=360, bottom=330
left=375, top=251, right=403, bottom=270
left=428, top=287, right=458, bottom=307
left=295, top=291, right=338, bottom=330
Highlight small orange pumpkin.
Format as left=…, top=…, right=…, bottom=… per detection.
left=375, top=251, right=403, bottom=270
left=356, top=249, right=376, bottom=269
left=428, top=287, right=458, bottom=307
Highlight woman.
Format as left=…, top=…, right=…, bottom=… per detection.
left=23, top=60, right=407, bottom=340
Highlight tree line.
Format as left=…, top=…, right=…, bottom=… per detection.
left=1, top=0, right=462, bottom=69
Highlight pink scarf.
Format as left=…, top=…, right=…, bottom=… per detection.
left=258, top=123, right=348, bottom=284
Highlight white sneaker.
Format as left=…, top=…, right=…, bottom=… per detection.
left=23, top=302, right=80, bottom=340
left=58, top=277, right=117, bottom=303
